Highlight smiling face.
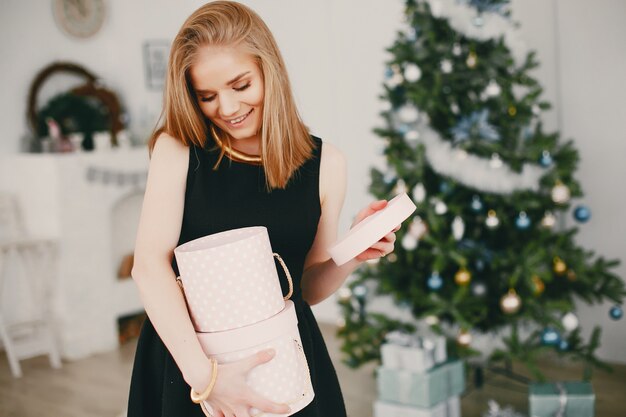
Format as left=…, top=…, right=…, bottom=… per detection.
left=189, top=45, right=264, bottom=153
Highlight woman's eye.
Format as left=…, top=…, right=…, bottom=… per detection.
left=234, top=82, right=251, bottom=92
left=198, top=83, right=250, bottom=103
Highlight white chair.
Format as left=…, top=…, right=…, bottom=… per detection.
left=0, top=192, right=61, bottom=377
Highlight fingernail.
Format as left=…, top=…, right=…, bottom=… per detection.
left=267, top=348, right=276, bottom=356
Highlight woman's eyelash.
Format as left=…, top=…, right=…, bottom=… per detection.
left=234, top=82, right=251, bottom=91
left=199, top=83, right=251, bottom=103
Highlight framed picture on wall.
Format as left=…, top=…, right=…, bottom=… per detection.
left=143, top=40, right=170, bottom=90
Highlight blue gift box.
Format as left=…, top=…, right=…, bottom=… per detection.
left=529, top=381, right=595, bottom=417
left=377, top=359, right=465, bottom=408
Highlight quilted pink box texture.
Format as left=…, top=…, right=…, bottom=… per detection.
left=174, top=226, right=287, bottom=332
left=197, top=301, right=314, bottom=416
left=174, top=226, right=314, bottom=416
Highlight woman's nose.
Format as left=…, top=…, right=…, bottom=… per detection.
left=219, top=92, right=240, bottom=118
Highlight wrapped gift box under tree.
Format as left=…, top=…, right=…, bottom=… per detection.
left=529, top=381, right=595, bottom=417
left=374, top=396, right=461, bottom=417
left=377, top=359, right=465, bottom=408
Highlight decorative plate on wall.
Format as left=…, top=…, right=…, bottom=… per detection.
left=53, top=0, right=106, bottom=38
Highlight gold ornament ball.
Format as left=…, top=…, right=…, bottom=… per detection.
left=466, top=51, right=478, bottom=68
left=551, top=181, right=571, bottom=204
left=485, top=209, right=500, bottom=228
left=508, top=106, right=517, bottom=116
left=500, top=289, right=522, bottom=314
left=455, top=268, right=472, bottom=286
left=541, top=211, right=556, bottom=228
left=567, top=269, right=577, bottom=281
left=457, top=329, right=472, bottom=347
left=532, top=275, right=545, bottom=296
left=336, top=317, right=346, bottom=329
left=337, top=287, right=352, bottom=302
left=553, top=257, right=567, bottom=275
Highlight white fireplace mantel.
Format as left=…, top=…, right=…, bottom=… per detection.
left=0, top=148, right=149, bottom=360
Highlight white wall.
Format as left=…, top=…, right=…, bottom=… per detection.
left=554, top=0, right=626, bottom=365
left=1, top=0, right=624, bottom=362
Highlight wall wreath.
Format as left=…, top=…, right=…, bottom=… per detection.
left=27, top=61, right=124, bottom=150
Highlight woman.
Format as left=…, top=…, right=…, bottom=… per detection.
left=127, top=2, right=398, bottom=416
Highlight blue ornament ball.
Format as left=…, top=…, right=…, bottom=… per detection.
left=395, top=124, right=411, bottom=136
left=406, top=28, right=417, bottom=41
left=347, top=357, right=360, bottom=368
left=558, top=339, right=569, bottom=351
left=541, top=327, right=561, bottom=346
left=475, top=259, right=485, bottom=272
left=539, top=150, right=553, bottom=167
left=383, top=171, right=396, bottom=184
left=384, top=67, right=394, bottom=79
left=609, top=305, right=623, bottom=320
left=515, top=211, right=531, bottom=230
left=471, top=195, right=483, bottom=212
left=439, top=181, right=451, bottom=194
left=573, top=205, right=591, bottom=223
left=353, top=284, right=368, bottom=301
left=427, top=272, right=443, bottom=291
left=523, top=126, right=534, bottom=140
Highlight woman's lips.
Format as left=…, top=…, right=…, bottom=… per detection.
left=225, top=109, right=253, bottom=127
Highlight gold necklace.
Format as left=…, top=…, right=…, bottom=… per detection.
left=210, top=125, right=262, bottom=165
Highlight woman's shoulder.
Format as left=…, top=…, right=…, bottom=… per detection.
left=308, top=135, right=344, bottom=164
left=316, top=136, right=346, bottom=205
left=316, top=136, right=345, bottom=167
left=152, top=132, right=189, bottom=156
left=149, top=132, right=190, bottom=176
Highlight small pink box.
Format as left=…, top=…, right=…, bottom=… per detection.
left=174, top=227, right=287, bottom=332
left=197, top=300, right=314, bottom=416
left=328, top=193, right=417, bottom=266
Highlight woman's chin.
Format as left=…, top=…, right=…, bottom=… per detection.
left=224, top=123, right=261, bottom=141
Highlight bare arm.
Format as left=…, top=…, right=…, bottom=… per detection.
left=301, top=141, right=397, bottom=306
left=131, top=133, right=213, bottom=392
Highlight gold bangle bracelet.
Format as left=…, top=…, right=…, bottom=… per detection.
left=190, top=358, right=218, bottom=404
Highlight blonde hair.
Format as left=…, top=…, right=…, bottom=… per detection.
left=148, top=1, right=314, bottom=190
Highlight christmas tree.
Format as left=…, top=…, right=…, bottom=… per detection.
left=337, top=0, right=625, bottom=380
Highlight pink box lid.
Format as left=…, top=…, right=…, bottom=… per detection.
left=328, top=193, right=417, bottom=266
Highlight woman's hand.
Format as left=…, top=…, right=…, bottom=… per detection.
left=202, top=349, right=290, bottom=417
left=351, top=200, right=400, bottom=262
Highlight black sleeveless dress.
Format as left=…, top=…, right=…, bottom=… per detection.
left=127, top=135, right=347, bottom=417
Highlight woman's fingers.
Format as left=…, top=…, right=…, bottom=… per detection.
left=381, top=231, right=397, bottom=243
left=206, top=350, right=288, bottom=416
left=201, top=401, right=216, bottom=417
left=355, top=235, right=396, bottom=261
left=207, top=400, right=227, bottom=417
left=242, top=349, right=275, bottom=372
left=210, top=406, right=225, bottom=417
left=232, top=406, right=251, bottom=417
left=246, top=389, right=291, bottom=415
left=351, top=200, right=388, bottom=228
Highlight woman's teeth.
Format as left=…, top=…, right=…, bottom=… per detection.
left=228, top=110, right=251, bottom=125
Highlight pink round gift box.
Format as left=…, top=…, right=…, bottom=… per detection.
left=197, top=300, right=314, bottom=417
left=328, top=193, right=417, bottom=266
left=174, top=226, right=287, bottom=332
